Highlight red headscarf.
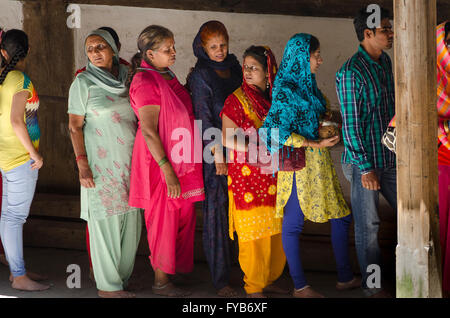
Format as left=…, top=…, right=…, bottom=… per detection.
left=241, top=46, right=278, bottom=121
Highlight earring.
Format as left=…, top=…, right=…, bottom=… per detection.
left=266, top=79, right=270, bottom=90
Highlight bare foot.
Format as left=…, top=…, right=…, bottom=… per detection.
left=263, top=284, right=290, bottom=295
left=11, top=275, right=50, bottom=291
left=217, top=285, right=238, bottom=297
left=293, top=286, right=325, bottom=298
left=0, top=254, right=8, bottom=266
left=152, top=282, right=191, bottom=297
left=336, top=277, right=361, bottom=291
left=9, top=271, right=48, bottom=283
left=98, top=290, right=135, bottom=298
left=246, top=292, right=267, bottom=298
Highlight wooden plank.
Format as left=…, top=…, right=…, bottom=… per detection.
left=22, top=2, right=78, bottom=194
left=23, top=217, right=395, bottom=272
left=30, top=193, right=81, bottom=219
left=22, top=0, right=74, bottom=98
left=18, top=0, right=450, bottom=22
left=30, top=192, right=396, bottom=241
left=394, top=0, right=442, bottom=298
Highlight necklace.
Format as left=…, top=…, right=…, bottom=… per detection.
left=137, top=67, right=175, bottom=78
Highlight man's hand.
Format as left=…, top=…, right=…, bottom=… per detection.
left=361, top=171, right=380, bottom=191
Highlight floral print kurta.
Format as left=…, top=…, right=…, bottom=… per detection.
left=275, top=133, right=350, bottom=222
left=68, top=74, right=140, bottom=221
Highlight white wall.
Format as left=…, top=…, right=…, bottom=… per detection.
left=72, top=4, right=393, bottom=110
left=0, top=0, right=23, bottom=30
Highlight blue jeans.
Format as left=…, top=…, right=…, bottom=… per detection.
left=341, top=163, right=397, bottom=296
left=282, top=177, right=354, bottom=290
left=0, top=160, right=38, bottom=277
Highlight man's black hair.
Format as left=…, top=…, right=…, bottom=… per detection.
left=353, top=6, right=391, bottom=42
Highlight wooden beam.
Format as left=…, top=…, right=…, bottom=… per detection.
left=16, top=0, right=450, bottom=22
left=394, top=0, right=442, bottom=298
left=22, top=1, right=79, bottom=193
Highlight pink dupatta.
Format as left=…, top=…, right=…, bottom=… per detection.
left=129, top=61, right=204, bottom=207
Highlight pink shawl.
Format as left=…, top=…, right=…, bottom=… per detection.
left=129, top=62, right=204, bottom=207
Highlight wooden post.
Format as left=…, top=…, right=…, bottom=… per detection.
left=22, top=0, right=79, bottom=193
left=394, top=0, right=442, bottom=298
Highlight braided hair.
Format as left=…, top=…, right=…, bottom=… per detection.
left=0, top=29, right=29, bottom=85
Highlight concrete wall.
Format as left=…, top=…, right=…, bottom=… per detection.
left=0, top=0, right=23, bottom=30
left=74, top=4, right=394, bottom=110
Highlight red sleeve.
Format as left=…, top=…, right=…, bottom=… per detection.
left=220, top=94, right=245, bottom=127
left=74, top=67, right=86, bottom=77
left=131, top=73, right=161, bottom=109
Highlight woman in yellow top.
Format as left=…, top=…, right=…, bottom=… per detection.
left=221, top=46, right=287, bottom=298
left=0, top=29, right=49, bottom=291
left=261, top=33, right=358, bottom=298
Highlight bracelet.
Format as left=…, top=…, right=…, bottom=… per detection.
left=76, top=154, right=88, bottom=162
left=158, top=156, right=169, bottom=167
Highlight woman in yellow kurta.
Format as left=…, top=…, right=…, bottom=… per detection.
left=261, top=34, right=358, bottom=298
left=221, top=46, right=287, bottom=298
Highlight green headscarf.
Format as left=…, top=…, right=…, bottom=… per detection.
left=83, top=29, right=128, bottom=95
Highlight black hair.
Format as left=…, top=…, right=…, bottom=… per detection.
left=126, top=25, right=174, bottom=90
left=0, top=29, right=28, bottom=85
left=445, top=22, right=450, bottom=41
left=243, top=45, right=267, bottom=71
left=99, top=26, right=120, bottom=49
left=353, top=6, right=391, bottom=42
left=309, top=35, right=320, bottom=54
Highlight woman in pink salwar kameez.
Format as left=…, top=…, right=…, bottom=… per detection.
left=127, top=25, right=204, bottom=297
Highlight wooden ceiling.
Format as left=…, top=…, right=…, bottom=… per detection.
left=20, top=0, right=450, bottom=23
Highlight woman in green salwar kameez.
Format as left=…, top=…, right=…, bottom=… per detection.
left=68, top=29, right=142, bottom=298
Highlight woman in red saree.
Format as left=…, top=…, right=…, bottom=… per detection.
left=221, top=46, right=287, bottom=298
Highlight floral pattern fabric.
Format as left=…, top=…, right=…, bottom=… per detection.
left=260, top=33, right=326, bottom=153
left=68, top=74, right=139, bottom=221
left=276, top=142, right=351, bottom=222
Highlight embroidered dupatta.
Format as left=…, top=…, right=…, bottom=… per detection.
left=260, top=33, right=327, bottom=153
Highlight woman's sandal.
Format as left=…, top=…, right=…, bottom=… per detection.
left=217, top=285, right=238, bottom=297
left=152, top=282, right=191, bottom=297
left=336, top=277, right=361, bottom=291
left=292, top=285, right=325, bottom=298
left=98, top=290, right=135, bottom=298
